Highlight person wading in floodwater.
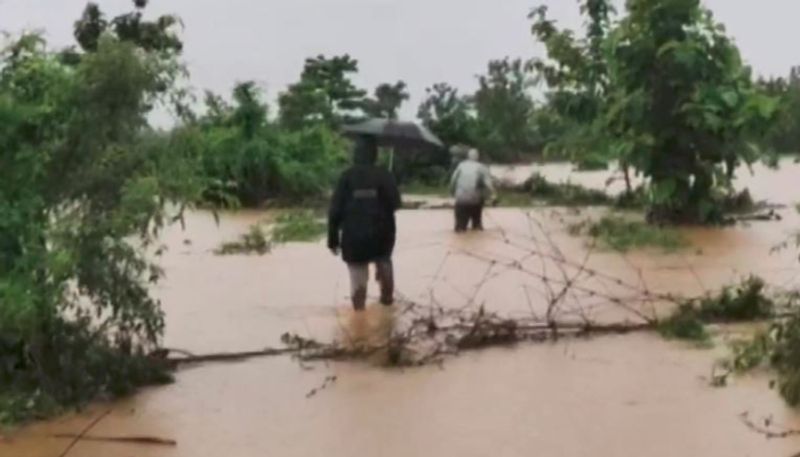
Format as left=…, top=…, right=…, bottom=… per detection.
left=450, top=148, right=495, bottom=232
left=328, top=135, right=402, bottom=311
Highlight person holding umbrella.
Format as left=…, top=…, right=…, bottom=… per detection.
left=328, top=135, right=402, bottom=311
left=450, top=148, right=495, bottom=232
left=331, top=118, right=443, bottom=310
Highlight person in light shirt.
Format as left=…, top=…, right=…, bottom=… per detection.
left=449, top=149, right=495, bottom=232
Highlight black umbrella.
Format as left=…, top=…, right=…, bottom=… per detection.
left=342, top=118, right=444, bottom=149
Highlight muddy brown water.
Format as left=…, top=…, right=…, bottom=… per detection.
left=6, top=160, right=800, bottom=457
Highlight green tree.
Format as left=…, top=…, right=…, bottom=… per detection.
left=0, top=1, right=201, bottom=423
left=532, top=0, right=778, bottom=223
left=196, top=83, right=347, bottom=207
left=417, top=83, right=476, bottom=148
left=74, top=0, right=182, bottom=55
left=530, top=2, right=616, bottom=171
left=760, top=67, right=800, bottom=153
left=473, top=58, right=539, bottom=161
left=363, top=81, right=409, bottom=119
left=278, top=55, right=367, bottom=129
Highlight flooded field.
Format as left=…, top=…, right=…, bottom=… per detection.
left=5, top=160, right=800, bottom=456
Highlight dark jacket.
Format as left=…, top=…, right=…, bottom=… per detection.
left=328, top=162, right=401, bottom=264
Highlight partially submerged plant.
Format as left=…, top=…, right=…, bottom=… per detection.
left=658, top=304, right=711, bottom=345
left=713, top=317, right=800, bottom=406
left=524, top=174, right=612, bottom=206
left=214, top=211, right=325, bottom=256
left=695, top=276, right=774, bottom=322
left=659, top=276, right=774, bottom=346
left=215, top=225, right=271, bottom=255
left=271, top=210, right=326, bottom=243
left=570, top=215, right=687, bottom=252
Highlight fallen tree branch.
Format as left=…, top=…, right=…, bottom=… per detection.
left=58, top=409, right=112, bottom=457
left=164, top=347, right=295, bottom=366
left=53, top=434, right=177, bottom=446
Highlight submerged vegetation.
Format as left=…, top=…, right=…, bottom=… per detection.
left=569, top=215, right=687, bottom=252
left=271, top=210, right=326, bottom=243
left=215, top=211, right=325, bottom=256
left=522, top=174, right=613, bottom=206
left=658, top=304, right=712, bottom=345
left=658, top=276, right=775, bottom=345
left=215, top=225, right=271, bottom=256
left=714, top=309, right=800, bottom=406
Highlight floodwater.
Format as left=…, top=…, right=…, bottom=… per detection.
left=6, top=160, right=800, bottom=457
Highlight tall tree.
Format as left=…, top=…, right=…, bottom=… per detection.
left=417, top=83, right=475, bottom=148
left=74, top=0, right=182, bottom=55
left=0, top=0, right=201, bottom=421
left=760, top=67, right=800, bottom=154
left=363, top=81, right=409, bottom=119
left=532, top=0, right=778, bottom=223
left=278, top=55, right=367, bottom=129
left=473, top=58, right=538, bottom=161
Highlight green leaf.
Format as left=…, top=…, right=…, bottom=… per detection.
left=721, top=90, right=739, bottom=108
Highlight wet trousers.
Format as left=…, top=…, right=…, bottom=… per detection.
left=454, top=202, right=484, bottom=232
left=347, top=258, right=394, bottom=310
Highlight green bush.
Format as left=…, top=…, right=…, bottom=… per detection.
left=658, top=304, right=711, bottom=344
left=197, top=84, right=348, bottom=207
left=697, top=276, right=774, bottom=322
left=0, top=2, right=201, bottom=424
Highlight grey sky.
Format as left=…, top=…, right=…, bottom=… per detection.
left=2, top=0, right=798, bottom=118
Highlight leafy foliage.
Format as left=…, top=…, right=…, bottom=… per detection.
left=278, top=55, right=367, bottom=130
left=417, top=82, right=476, bottom=149
left=658, top=304, right=711, bottom=343
left=715, top=310, right=800, bottom=406
left=214, top=212, right=324, bottom=256
left=658, top=276, right=773, bottom=346
left=0, top=1, right=200, bottom=423
left=194, top=82, right=348, bottom=207
left=418, top=60, right=544, bottom=162
left=760, top=67, right=800, bottom=154
left=363, top=81, right=409, bottom=119
left=531, top=0, right=778, bottom=223
left=695, top=275, right=773, bottom=321
left=473, top=58, right=540, bottom=161
left=74, top=0, right=182, bottom=55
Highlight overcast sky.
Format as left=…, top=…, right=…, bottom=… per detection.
left=2, top=0, right=798, bottom=118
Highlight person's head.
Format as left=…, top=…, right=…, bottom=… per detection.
left=353, top=135, right=378, bottom=165
left=467, top=149, right=480, bottom=162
